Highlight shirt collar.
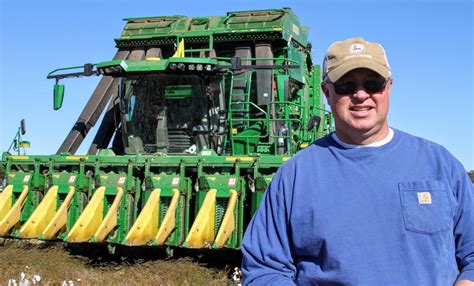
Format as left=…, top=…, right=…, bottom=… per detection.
left=331, top=128, right=394, bottom=149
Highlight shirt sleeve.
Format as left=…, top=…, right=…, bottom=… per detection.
left=241, top=167, right=297, bottom=285
left=453, top=161, right=474, bottom=282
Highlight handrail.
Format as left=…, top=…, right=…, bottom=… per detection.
left=47, top=63, right=98, bottom=79
left=215, top=57, right=299, bottom=65
left=229, top=101, right=270, bottom=139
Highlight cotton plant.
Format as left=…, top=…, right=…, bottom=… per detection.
left=7, top=272, right=41, bottom=286
left=7, top=271, right=83, bottom=286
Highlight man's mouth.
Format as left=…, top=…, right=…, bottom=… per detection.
left=349, top=106, right=373, bottom=118
left=350, top=106, right=373, bottom=111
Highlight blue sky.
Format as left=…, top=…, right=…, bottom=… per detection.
left=1, top=0, right=473, bottom=170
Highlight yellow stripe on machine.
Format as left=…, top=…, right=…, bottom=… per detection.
left=146, top=57, right=161, bottom=61
left=0, top=185, right=29, bottom=235
left=42, top=187, right=75, bottom=239
left=67, top=187, right=106, bottom=242
left=19, top=186, right=59, bottom=238
left=225, top=157, right=254, bottom=162
left=65, top=156, right=88, bottom=161
left=10, top=156, right=29, bottom=160
left=93, top=187, right=124, bottom=242
left=214, top=190, right=238, bottom=248
left=155, top=189, right=180, bottom=245
left=124, top=188, right=161, bottom=246
left=185, top=189, right=216, bottom=248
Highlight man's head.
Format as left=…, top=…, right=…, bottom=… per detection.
left=321, top=37, right=393, bottom=145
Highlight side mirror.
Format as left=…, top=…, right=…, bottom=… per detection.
left=54, top=84, right=65, bottom=110
left=20, top=119, right=26, bottom=135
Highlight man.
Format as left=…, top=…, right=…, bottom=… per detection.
left=241, top=37, right=474, bottom=285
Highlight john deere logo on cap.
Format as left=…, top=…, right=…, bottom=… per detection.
left=350, top=43, right=365, bottom=54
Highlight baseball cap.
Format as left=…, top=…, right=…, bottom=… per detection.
left=322, top=37, right=392, bottom=83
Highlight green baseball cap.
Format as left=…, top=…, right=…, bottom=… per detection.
left=323, top=37, right=392, bottom=83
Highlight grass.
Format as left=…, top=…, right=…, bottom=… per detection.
left=0, top=239, right=238, bottom=285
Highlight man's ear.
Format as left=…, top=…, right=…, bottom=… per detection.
left=385, top=78, right=394, bottom=93
left=321, top=82, right=330, bottom=99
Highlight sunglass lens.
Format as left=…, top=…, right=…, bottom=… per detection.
left=334, top=81, right=356, bottom=94
left=364, top=80, right=386, bottom=93
left=333, top=79, right=387, bottom=94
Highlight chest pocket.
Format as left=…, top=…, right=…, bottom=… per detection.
left=399, top=181, right=454, bottom=235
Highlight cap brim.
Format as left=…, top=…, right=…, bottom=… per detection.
left=327, top=58, right=390, bottom=82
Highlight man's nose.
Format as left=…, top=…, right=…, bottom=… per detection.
left=352, top=88, right=370, bottom=101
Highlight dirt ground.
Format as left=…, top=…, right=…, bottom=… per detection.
left=0, top=239, right=241, bottom=285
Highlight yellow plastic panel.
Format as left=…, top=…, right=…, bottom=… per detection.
left=67, top=187, right=105, bottom=242
left=0, top=185, right=29, bottom=235
left=19, top=186, right=58, bottom=238
left=155, top=189, right=180, bottom=245
left=0, top=185, right=14, bottom=221
left=185, top=189, right=216, bottom=248
left=171, top=39, right=185, bottom=58
left=214, top=190, right=238, bottom=248
left=125, top=189, right=161, bottom=245
left=94, top=187, right=124, bottom=242
left=42, top=187, right=75, bottom=239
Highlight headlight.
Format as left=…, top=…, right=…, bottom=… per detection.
left=100, top=66, right=123, bottom=74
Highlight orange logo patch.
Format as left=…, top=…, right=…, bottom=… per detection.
left=417, top=192, right=432, bottom=204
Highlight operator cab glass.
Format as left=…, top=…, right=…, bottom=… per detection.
left=121, top=74, right=222, bottom=155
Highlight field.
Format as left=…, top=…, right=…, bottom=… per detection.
left=0, top=239, right=240, bottom=285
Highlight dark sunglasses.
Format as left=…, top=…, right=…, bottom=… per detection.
left=331, top=78, right=389, bottom=95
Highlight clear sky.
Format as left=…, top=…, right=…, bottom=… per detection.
left=1, top=0, right=473, bottom=170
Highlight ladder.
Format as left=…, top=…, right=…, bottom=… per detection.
left=227, top=71, right=254, bottom=153
left=228, top=71, right=253, bottom=130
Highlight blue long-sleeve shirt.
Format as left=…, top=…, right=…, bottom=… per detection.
left=242, top=129, right=474, bottom=285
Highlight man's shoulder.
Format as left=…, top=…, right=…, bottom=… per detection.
left=394, top=129, right=460, bottom=165
left=297, top=134, right=335, bottom=155
left=279, top=135, right=335, bottom=167
left=395, top=129, right=449, bottom=152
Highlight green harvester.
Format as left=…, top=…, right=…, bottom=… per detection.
left=0, top=8, right=333, bottom=251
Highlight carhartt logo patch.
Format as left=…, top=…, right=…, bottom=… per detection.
left=417, top=192, right=432, bottom=204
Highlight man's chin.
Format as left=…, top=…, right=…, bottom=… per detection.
left=348, top=122, right=377, bottom=132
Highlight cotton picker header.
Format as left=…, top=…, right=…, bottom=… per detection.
left=0, top=8, right=332, bottom=252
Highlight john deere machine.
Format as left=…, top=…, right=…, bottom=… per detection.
left=0, top=8, right=332, bottom=252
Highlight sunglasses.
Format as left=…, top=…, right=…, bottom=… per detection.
left=331, top=78, right=389, bottom=95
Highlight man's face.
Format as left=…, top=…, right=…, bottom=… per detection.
left=322, top=68, right=392, bottom=144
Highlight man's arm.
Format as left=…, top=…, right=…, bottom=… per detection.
left=455, top=280, right=474, bottom=286
left=241, top=169, right=296, bottom=285
left=453, top=160, right=474, bottom=283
